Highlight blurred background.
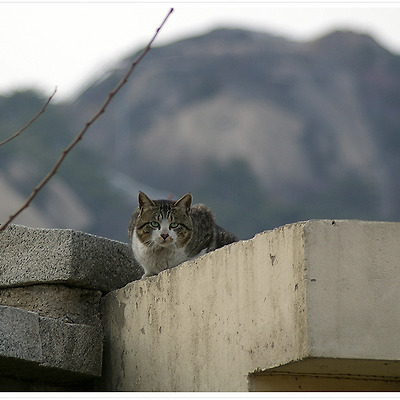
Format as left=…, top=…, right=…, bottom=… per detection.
left=1, top=3, right=400, bottom=242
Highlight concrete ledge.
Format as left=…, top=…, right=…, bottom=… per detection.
left=0, top=224, right=141, bottom=293
left=101, top=220, right=400, bottom=391
left=0, top=284, right=102, bottom=325
left=0, top=305, right=102, bottom=383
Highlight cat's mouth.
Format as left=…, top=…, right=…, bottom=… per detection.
left=156, top=234, right=174, bottom=246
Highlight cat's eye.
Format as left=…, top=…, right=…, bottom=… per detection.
left=150, top=221, right=160, bottom=229
left=169, top=222, right=179, bottom=229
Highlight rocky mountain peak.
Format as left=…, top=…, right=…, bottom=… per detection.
left=2, top=28, right=400, bottom=240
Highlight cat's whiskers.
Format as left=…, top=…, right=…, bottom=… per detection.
left=144, top=238, right=155, bottom=247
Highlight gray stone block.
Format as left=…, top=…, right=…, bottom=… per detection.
left=0, top=305, right=102, bottom=382
left=0, top=224, right=142, bottom=292
left=0, top=284, right=102, bottom=325
left=0, top=306, right=42, bottom=363
left=38, top=316, right=103, bottom=377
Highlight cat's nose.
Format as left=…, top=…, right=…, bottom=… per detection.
left=161, top=233, right=169, bottom=240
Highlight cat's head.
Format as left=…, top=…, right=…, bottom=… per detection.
left=134, top=191, right=193, bottom=248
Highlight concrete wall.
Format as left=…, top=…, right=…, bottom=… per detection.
left=1, top=220, right=399, bottom=391
left=101, top=220, right=400, bottom=391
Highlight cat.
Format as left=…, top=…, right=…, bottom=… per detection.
left=128, top=191, right=238, bottom=278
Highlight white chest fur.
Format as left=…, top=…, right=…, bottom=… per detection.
left=131, top=229, right=190, bottom=278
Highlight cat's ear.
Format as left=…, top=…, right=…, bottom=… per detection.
left=174, top=193, right=192, bottom=210
left=138, top=191, right=155, bottom=208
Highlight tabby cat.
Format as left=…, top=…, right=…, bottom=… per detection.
left=129, top=191, right=238, bottom=278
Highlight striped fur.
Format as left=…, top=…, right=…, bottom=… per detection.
left=128, top=191, right=238, bottom=278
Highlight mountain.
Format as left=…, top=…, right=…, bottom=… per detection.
left=1, top=28, right=400, bottom=241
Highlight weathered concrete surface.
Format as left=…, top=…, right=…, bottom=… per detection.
left=0, top=224, right=142, bottom=292
left=101, top=220, right=400, bottom=391
left=304, top=220, right=400, bottom=361
left=0, top=305, right=102, bottom=383
left=0, top=284, right=102, bottom=325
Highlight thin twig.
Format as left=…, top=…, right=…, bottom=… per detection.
left=0, top=87, right=57, bottom=148
left=0, top=8, right=174, bottom=232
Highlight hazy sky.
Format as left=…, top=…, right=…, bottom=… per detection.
left=1, top=2, right=400, bottom=101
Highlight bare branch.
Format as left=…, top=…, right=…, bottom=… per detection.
left=0, top=87, right=57, bottom=148
left=0, top=8, right=174, bottom=232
